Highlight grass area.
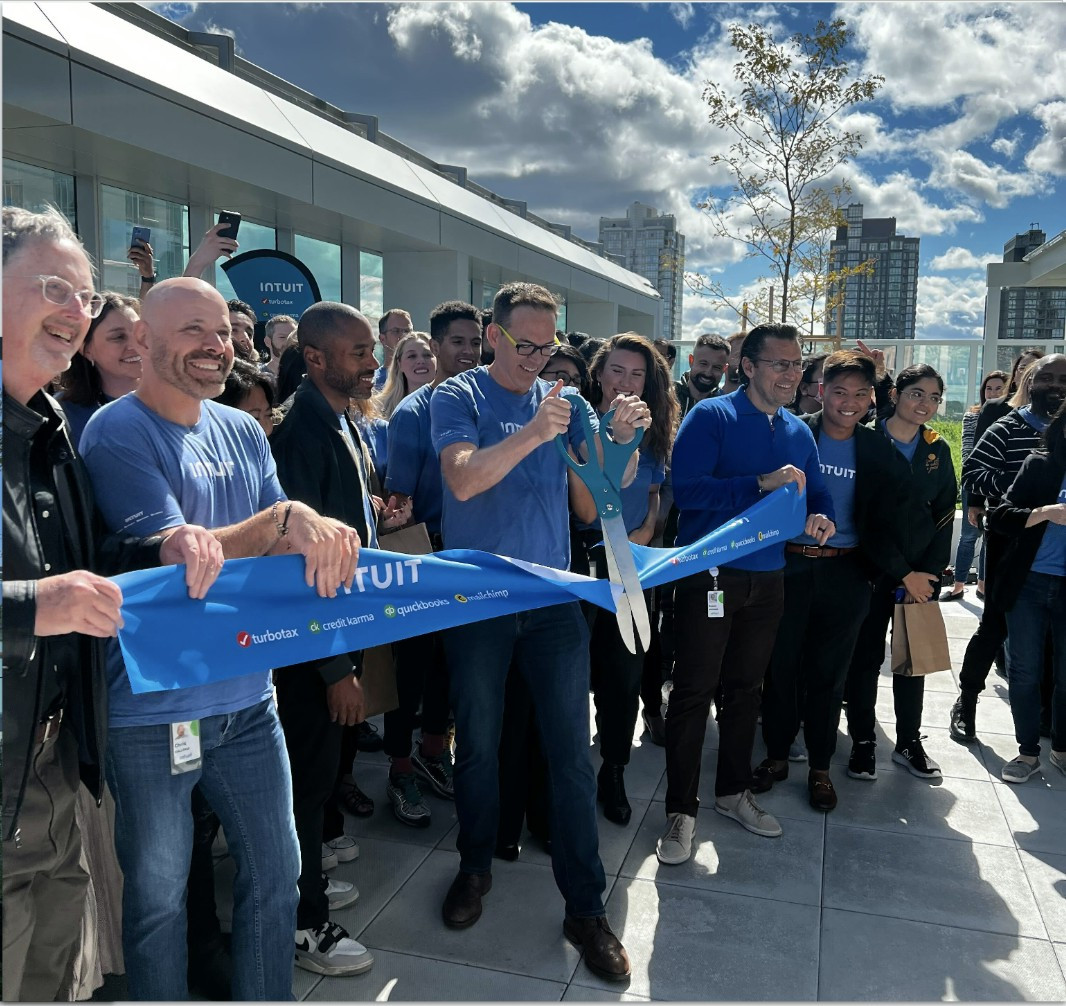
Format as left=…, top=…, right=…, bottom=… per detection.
left=929, top=417, right=963, bottom=505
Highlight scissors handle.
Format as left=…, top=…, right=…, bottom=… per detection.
left=553, top=399, right=644, bottom=518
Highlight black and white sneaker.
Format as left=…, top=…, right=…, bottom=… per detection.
left=295, top=921, right=374, bottom=976
left=892, top=738, right=942, bottom=779
left=847, top=741, right=878, bottom=780
left=411, top=748, right=455, bottom=800
left=386, top=772, right=432, bottom=827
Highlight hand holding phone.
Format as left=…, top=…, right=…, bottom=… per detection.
left=217, top=210, right=241, bottom=240
left=131, top=226, right=151, bottom=249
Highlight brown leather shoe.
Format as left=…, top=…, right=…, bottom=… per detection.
left=750, top=758, right=788, bottom=794
left=563, top=914, right=631, bottom=982
left=442, top=871, right=492, bottom=929
left=808, top=771, right=838, bottom=812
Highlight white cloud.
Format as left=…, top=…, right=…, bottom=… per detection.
left=842, top=169, right=984, bottom=236
left=1025, top=101, right=1066, bottom=175
left=928, top=148, right=1047, bottom=208
left=991, top=135, right=1017, bottom=158
left=928, top=247, right=998, bottom=271
left=669, top=3, right=696, bottom=30
left=915, top=274, right=987, bottom=338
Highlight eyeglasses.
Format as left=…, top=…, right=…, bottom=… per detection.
left=497, top=323, right=559, bottom=358
left=900, top=389, right=944, bottom=405
left=541, top=368, right=581, bottom=387
left=754, top=357, right=804, bottom=373
left=23, top=275, right=105, bottom=318
left=384, top=326, right=413, bottom=337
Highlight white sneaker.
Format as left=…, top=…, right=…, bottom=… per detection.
left=295, top=921, right=374, bottom=976
left=321, top=835, right=360, bottom=873
left=324, top=875, right=360, bottom=911
left=714, top=790, right=783, bottom=838
left=656, top=812, right=696, bottom=865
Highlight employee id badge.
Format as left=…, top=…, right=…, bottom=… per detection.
left=170, top=720, right=202, bottom=774
left=707, top=590, right=726, bottom=618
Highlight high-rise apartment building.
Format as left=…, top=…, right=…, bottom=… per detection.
left=996, top=228, right=1066, bottom=344
left=599, top=202, right=684, bottom=341
left=825, top=203, right=919, bottom=341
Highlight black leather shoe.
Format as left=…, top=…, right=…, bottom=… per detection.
left=564, top=914, right=631, bottom=982
left=355, top=720, right=384, bottom=752
left=949, top=694, right=977, bottom=743
left=442, top=871, right=492, bottom=929
left=494, top=842, right=521, bottom=862
left=750, top=758, right=788, bottom=794
left=187, top=935, right=233, bottom=1001
left=597, top=763, right=632, bottom=826
left=807, top=771, right=838, bottom=812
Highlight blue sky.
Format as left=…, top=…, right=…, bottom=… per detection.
left=148, top=2, right=1066, bottom=341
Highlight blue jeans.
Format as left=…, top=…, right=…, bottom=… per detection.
left=106, top=699, right=300, bottom=1000
left=1005, top=572, right=1066, bottom=757
left=442, top=602, right=606, bottom=918
left=953, top=489, right=985, bottom=584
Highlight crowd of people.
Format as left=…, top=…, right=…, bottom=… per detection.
left=4, top=203, right=1065, bottom=1001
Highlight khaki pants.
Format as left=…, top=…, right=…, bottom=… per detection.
left=3, top=725, right=90, bottom=1002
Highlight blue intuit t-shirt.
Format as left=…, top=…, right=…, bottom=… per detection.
left=385, top=383, right=443, bottom=535
left=1032, top=475, right=1066, bottom=577
left=430, top=367, right=596, bottom=569
left=793, top=432, right=859, bottom=548
left=79, top=395, right=284, bottom=727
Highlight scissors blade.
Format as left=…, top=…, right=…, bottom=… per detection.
left=601, top=516, right=651, bottom=653
left=599, top=531, right=638, bottom=654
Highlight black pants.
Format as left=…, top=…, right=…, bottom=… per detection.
left=959, top=530, right=1007, bottom=696
left=275, top=663, right=343, bottom=931
left=762, top=552, right=873, bottom=771
left=666, top=567, right=784, bottom=811
left=640, top=587, right=670, bottom=717
left=384, top=631, right=450, bottom=759
left=586, top=543, right=647, bottom=766
left=845, top=578, right=926, bottom=747
left=187, top=785, right=224, bottom=949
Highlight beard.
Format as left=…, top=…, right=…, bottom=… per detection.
left=1030, top=386, right=1065, bottom=419
left=326, top=358, right=374, bottom=400
left=691, top=372, right=717, bottom=393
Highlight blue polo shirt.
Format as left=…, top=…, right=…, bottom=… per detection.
left=671, top=388, right=833, bottom=571
left=385, top=383, right=443, bottom=534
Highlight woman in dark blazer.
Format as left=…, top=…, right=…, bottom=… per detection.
left=987, top=400, right=1066, bottom=783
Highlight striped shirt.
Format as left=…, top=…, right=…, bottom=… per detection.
left=961, top=410, right=1043, bottom=506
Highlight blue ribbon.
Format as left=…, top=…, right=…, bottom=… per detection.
left=113, top=486, right=804, bottom=693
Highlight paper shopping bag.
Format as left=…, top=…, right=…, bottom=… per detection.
left=891, top=601, right=952, bottom=677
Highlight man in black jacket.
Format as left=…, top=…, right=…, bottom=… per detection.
left=754, top=351, right=910, bottom=810
left=1, top=206, right=220, bottom=1000
left=270, top=302, right=408, bottom=977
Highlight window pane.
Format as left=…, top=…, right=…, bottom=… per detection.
left=295, top=233, right=341, bottom=305
left=100, top=183, right=188, bottom=297
left=214, top=218, right=276, bottom=304
left=359, top=250, right=383, bottom=322
left=3, top=158, right=76, bottom=229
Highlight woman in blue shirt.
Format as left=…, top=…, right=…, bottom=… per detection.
left=987, top=400, right=1066, bottom=782
left=582, top=333, right=679, bottom=825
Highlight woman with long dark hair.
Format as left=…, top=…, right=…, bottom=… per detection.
left=57, top=292, right=141, bottom=447
left=843, top=364, right=957, bottom=781
left=987, top=400, right=1066, bottom=781
left=578, top=333, right=679, bottom=824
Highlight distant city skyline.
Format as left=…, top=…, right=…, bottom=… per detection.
left=150, top=2, right=1066, bottom=341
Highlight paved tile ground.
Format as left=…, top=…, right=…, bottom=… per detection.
left=97, top=600, right=1066, bottom=1001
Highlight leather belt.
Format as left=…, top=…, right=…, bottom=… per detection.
left=785, top=544, right=858, bottom=559
left=36, top=708, right=63, bottom=745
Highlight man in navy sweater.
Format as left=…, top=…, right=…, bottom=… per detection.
left=656, top=323, right=835, bottom=864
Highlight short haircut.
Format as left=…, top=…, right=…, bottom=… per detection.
left=429, top=300, right=481, bottom=342
left=298, top=300, right=369, bottom=353
left=215, top=357, right=277, bottom=410
left=821, top=349, right=875, bottom=388
left=895, top=362, right=943, bottom=395
left=652, top=337, right=677, bottom=362
left=3, top=203, right=84, bottom=265
left=491, top=281, right=557, bottom=331
left=693, top=333, right=729, bottom=355
left=740, top=322, right=800, bottom=366
left=265, top=314, right=297, bottom=337
left=378, top=308, right=412, bottom=335
left=227, top=298, right=255, bottom=323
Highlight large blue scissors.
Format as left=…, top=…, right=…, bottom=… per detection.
left=555, top=401, right=650, bottom=654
